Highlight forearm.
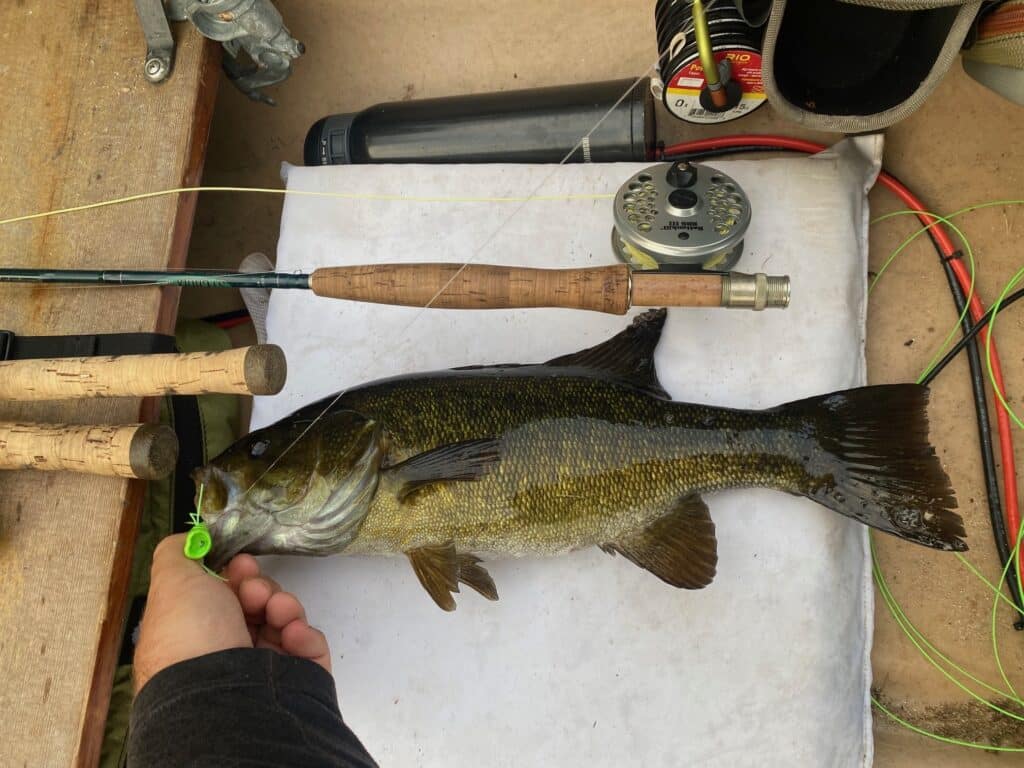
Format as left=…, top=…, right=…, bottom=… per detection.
left=128, top=648, right=377, bottom=768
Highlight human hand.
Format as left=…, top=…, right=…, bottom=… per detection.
left=134, top=534, right=331, bottom=693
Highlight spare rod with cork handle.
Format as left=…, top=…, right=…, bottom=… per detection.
left=0, top=422, right=178, bottom=479
left=0, top=344, right=287, bottom=402
left=0, top=265, right=789, bottom=312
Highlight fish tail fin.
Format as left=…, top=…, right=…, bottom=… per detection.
left=781, top=384, right=966, bottom=551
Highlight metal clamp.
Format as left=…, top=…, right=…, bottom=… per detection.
left=133, top=0, right=303, bottom=104
left=134, top=0, right=175, bottom=83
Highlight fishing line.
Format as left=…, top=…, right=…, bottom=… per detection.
left=0, top=187, right=616, bottom=227
left=872, top=205, right=1024, bottom=649
left=867, top=259, right=1024, bottom=717
left=872, top=540, right=1024, bottom=713
left=871, top=696, right=1024, bottom=753
left=867, top=264, right=1024, bottom=747
left=870, top=200, right=1024, bottom=427
left=986, top=266, right=1024, bottom=430
left=868, top=219, right=1024, bottom=740
left=870, top=487, right=1024, bottom=734
left=867, top=209, right=976, bottom=382
left=992, top=476, right=1024, bottom=702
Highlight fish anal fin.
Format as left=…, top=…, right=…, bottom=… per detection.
left=544, top=308, right=670, bottom=399
left=407, top=543, right=499, bottom=610
left=457, top=553, right=499, bottom=601
left=386, top=438, right=501, bottom=502
left=601, top=493, right=717, bottom=589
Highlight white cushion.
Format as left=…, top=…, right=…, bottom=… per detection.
left=253, top=135, right=883, bottom=767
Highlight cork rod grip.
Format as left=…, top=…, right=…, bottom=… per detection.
left=628, top=272, right=725, bottom=308
left=0, top=345, right=287, bottom=401
left=310, top=264, right=633, bottom=314
left=0, top=422, right=178, bottom=479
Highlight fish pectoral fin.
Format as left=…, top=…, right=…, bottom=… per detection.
left=600, top=493, right=718, bottom=589
left=407, top=543, right=499, bottom=611
left=385, top=438, right=502, bottom=503
left=543, top=308, right=670, bottom=399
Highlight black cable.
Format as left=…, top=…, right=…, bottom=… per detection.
left=200, top=307, right=251, bottom=324
left=664, top=146, right=1024, bottom=627
left=920, top=287, right=1024, bottom=387
left=937, top=264, right=1024, bottom=629
left=655, top=145, right=804, bottom=162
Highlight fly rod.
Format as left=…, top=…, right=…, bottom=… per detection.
left=0, top=264, right=789, bottom=313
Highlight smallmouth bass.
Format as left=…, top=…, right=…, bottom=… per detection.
left=195, top=310, right=965, bottom=611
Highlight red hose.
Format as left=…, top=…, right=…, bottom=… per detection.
left=662, top=135, right=1021, bottom=578
left=215, top=316, right=253, bottom=330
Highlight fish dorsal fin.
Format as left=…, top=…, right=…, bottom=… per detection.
left=406, top=543, right=499, bottom=611
left=600, top=493, right=717, bottom=589
left=544, top=308, right=670, bottom=399
left=384, top=438, right=502, bottom=502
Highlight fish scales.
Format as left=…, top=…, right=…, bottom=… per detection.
left=336, top=370, right=803, bottom=556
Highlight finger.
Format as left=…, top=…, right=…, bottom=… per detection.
left=255, top=635, right=284, bottom=653
left=256, top=624, right=283, bottom=647
left=264, top=591, right=307, bottom=630
left=281, top=620, right=332, bottom=674
left=237, top=576, right=282, bottom=623
left=224, top=554, right=261, bottom=594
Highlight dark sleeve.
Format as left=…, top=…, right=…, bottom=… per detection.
left=128, top=647, right=377, bottom=768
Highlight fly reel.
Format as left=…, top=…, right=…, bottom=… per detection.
left=612, top=161, right=752, bottom=272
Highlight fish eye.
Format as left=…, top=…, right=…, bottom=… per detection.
left=250, top=439, right=270, bottom=458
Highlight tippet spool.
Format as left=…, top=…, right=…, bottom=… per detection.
left=654, top=0, right=767, bottom=124
left=612, top=161, right=752, bottom=272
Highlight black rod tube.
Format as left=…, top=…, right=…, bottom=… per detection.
left=305, top=78, right=655, bottom=165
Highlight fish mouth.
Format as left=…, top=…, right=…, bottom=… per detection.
left=191, top=465, right=252, bottom=571
left=201, top=505, right=268, bottom=577
left=205, top=536, right=243, bottom=572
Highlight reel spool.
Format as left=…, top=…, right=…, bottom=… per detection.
left=653, top=0, right=768, bottom=124
left=612, top=161, right=751, bottom=272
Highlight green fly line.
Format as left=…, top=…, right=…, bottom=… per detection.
left=872, top=200, right=1024, bottom=426
left=870, top=202, right=1024, bottom=748
left=871, top=695, right=1024, bottom=752
left=868, top=209, right=977, bottom=383
left=986, top=265, right=1024, bottom=430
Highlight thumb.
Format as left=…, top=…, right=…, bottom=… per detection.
left=151, top=534, right=209, bottom=586
left=135, top=534, right=250, bottom=693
